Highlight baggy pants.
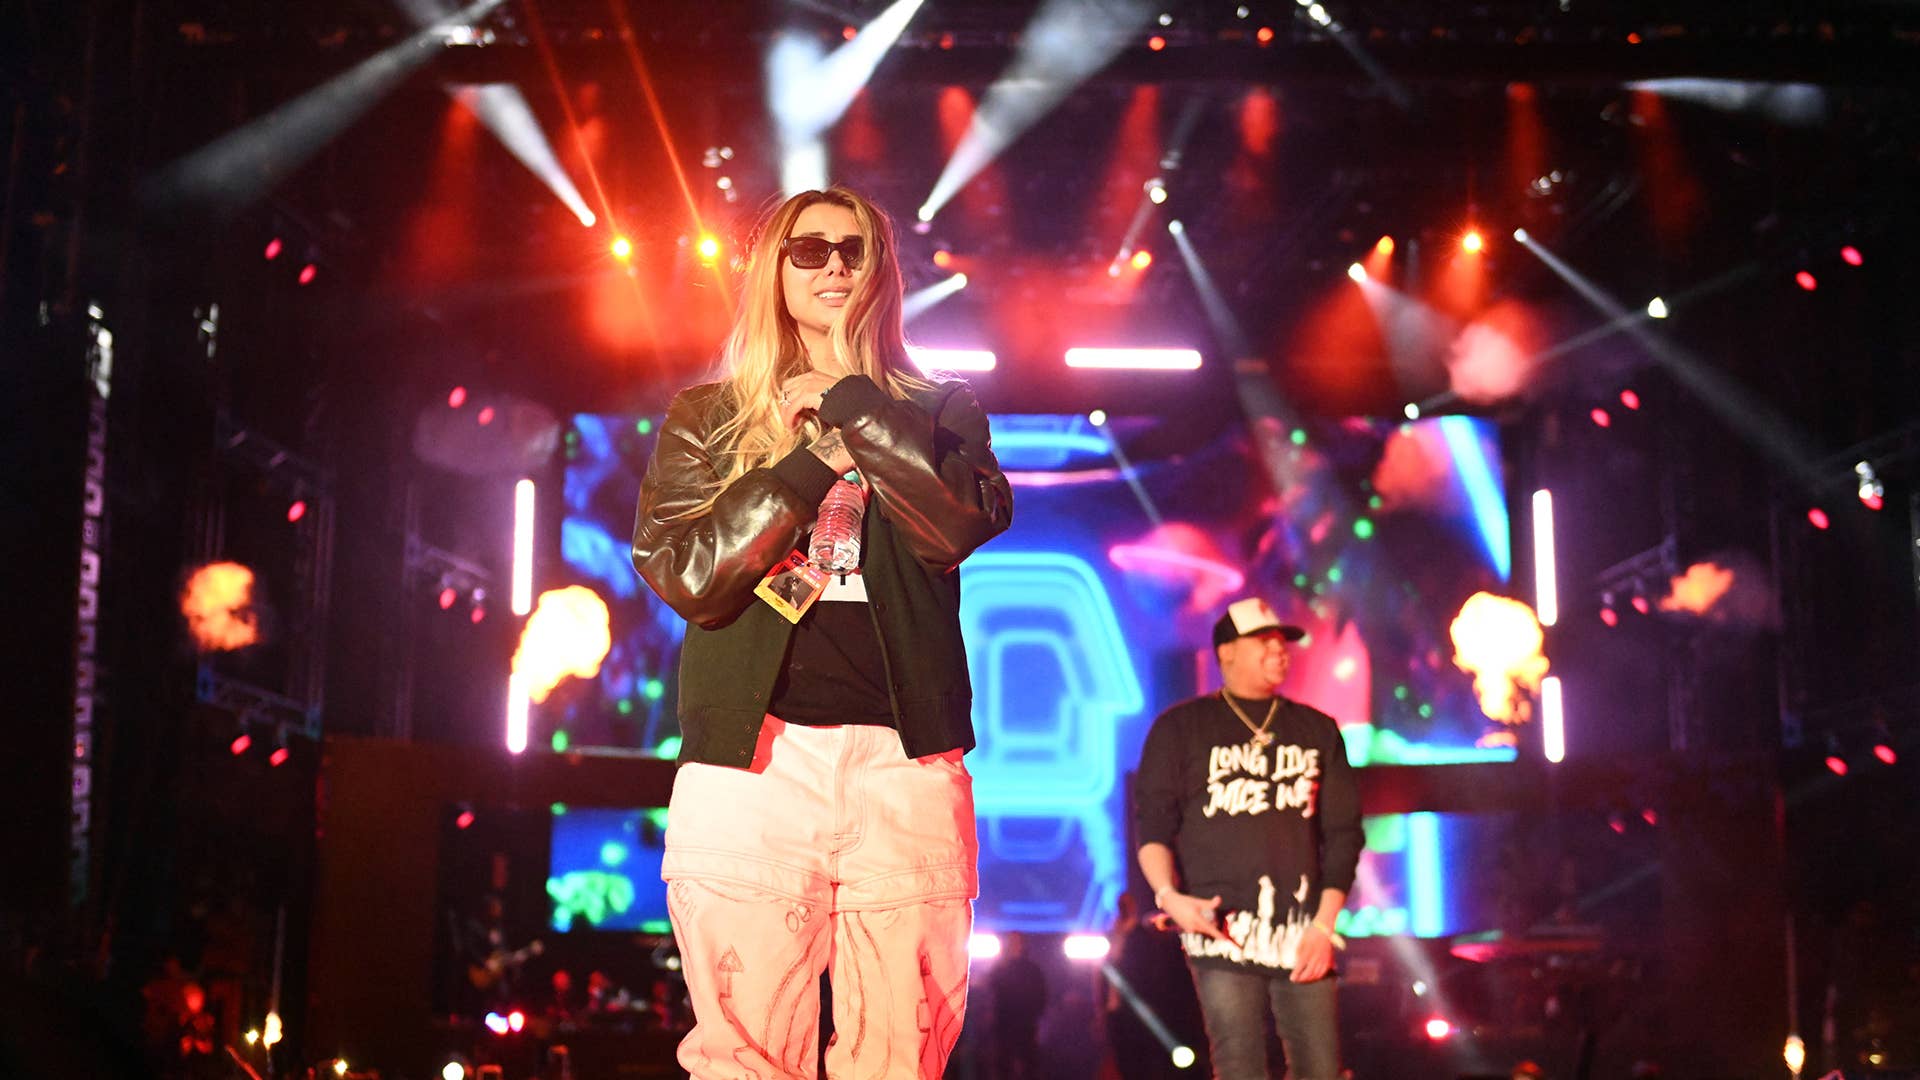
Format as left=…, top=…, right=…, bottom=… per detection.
left=662, top=717, right=977, bottom=1079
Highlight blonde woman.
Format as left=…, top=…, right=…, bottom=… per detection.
left=631, top=186, right=1012, bottom=1079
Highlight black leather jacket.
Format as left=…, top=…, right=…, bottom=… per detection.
left=631, top=373, right=1012, bottom=766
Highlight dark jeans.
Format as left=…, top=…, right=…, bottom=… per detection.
left=1190, top=965, right=1339, bottom=1080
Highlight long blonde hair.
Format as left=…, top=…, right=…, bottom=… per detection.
left=692, top=187, right=931, bottom=509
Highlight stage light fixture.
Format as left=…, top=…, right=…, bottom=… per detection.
left=286, top=500, right=307, bottom=523
left=1795, top=270, right=1817, bottom=291
left=1461, top=231, right=1485, bottom=254
left=230, top=733, right=252, bottom=756
left=264, top=238, right=283, bottom=260
left=298, top=263, right=318, bottom=285
left=1148, top=34, right=1166, bottom=50
left=1171, top=1046, right=1196, bottom=1068
left=1646, top=297, right=1669, bottom=318
left=1375, top=235, right=1394, bottom=255
left=1620, top=389, right=1641, bottom=410
left=448, top=386, right=467, bottom=408
left=1167, top=219, right=1184, bottom=235
left=1424, top=1017, right=1454, bottom=1040
left=1088, top=409, right=1108, bottom=426
left=1874, top=744, right=1897, bottom=765
left=1145, top=177, right=1168, bottom=203
left=1403, top=402, right=1421, bottom=420
left=1512, top=227, right=1528, bottom=243
left=1063, top=934, right=1110, bottom=960
left=1806, top=508, right=1830, bottom=530
left=1590, top=408, right=1611, bottom=428
left=610, top=236, right=632, bottom=260
left=696, top=235, right=721, bottom=262
left=1825, top=755, right=1848, bottom=776
left=1130, top=249, right=1153, bottom=271
left=1256, top=25, right=1274, bottom=43
left=1840, top=245, right=1863, bottom=267
left=968, top=933, right=1002, bottom=959
left=1347, top=263, right=1367, bottom=282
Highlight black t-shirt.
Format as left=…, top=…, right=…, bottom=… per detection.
left=1132, top=693, right=1364, bottom=972
left=765, top=588, right=895, bottom=728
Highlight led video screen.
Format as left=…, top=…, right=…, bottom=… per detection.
left=550, top=406, right=1514, bottom=936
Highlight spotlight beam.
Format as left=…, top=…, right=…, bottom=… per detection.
left=445, top=84, right=597, bottom=225
left=142, top=0, right=510, bottom=218
left=919, top=0, right=1158, bottom=221
left=1168, top=223, right=1250, bottom=357
left=1099, top=963, right=1190, bottom=1060
left=1514, top=234, right=1825, bottom=487
left=902, top=271, right=968, bottom=323
left=770, top=0, right=926, bottom=193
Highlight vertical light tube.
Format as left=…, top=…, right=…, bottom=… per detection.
left=512, top=478, right=535, bottom=616
left=506, top=671, right=530, bottom=754
left=1408, top=812, right=1444, bottom=937
left=1532, top=488, right=1558, bottom=626
left=1541, top=675, right=1565, bottom=763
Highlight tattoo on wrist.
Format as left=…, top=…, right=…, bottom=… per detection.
left=811, top=431, right=845, bottom=458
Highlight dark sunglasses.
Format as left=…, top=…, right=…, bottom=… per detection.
left=782, top=235, right=865, bottom=271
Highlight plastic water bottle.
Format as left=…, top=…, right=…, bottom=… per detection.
left=810, top=477, right=866, bottom=573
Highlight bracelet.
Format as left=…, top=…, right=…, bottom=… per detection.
left=1308, top=920, right=1347, bottom=951
left=1152, top=885, right=1177, bottom=910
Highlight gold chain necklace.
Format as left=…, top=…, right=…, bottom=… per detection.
left=1220, top=690, right=1278, bottom=748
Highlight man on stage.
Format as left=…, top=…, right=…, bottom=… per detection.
left=1133, top=597, right=1365, bottom=1080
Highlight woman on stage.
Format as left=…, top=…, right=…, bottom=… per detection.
left=632, top=185, right=1011, bottom=1079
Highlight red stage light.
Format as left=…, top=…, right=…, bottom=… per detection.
left=1424, top=1017, right=1454, bottom=1041
left=842, top=25, right=856, bottom=40
left=264, top=238, right=283, bottom=260
left=1608, top=815, right=1627, bottom=834
left=1840, top=245, right=1863, bottom=267
left=1874, top=744, right=1897, bottom=765
left=1590, top=408, right=1612, bottom=428
left=1825, top=755, right=1848, bottom=777
left=1641, top=808, right=1659, bottom=826
left=938, top=32, right=953, bottom=49
left=230, top=734, right=252, bottom=756
left=286, top=500, right=307, bottom=523
left=932, top=249, right=954, bottom=269
left=1599, top=608, right=1619, bottom=627
left=1807, top=508, right=1830, bottom=530
left=508, top=1010, right=526, bottom=1033
left=1619, top=389, right=1641, bottom=410
left=1862, top=492, right=1884, bottom=510
left=456, top=810, right=476, bottom=830
left=1130, top=249, right=1153, bottom=271
left=439, top=587, right=458, bottom=611
left=1631, top=595, right=1650, bottom=615
left=477, top=406, right=496, bottom=426
left=270, top=747, right=290, bottom=767
left=1794, top=270, right=1817, bottom=291
left=298, top=263, right=318, bottom=286
left=470, top=605, right=486, bottom=624
left=610, top=236, right=633, bottom=260
left=1255, top=26, right=1274, bottom=43
left=1626, top=32, right=1642, bottom=44
left=1148, top=34, right=1166, bottom=51
left=1461, top=230, right=1485, bottom=254
left=448, top=386, right=467, bottom=408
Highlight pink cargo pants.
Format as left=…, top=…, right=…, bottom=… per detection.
left=662, top=717, right=978, bottom=1079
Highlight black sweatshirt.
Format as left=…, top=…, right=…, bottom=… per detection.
left=1133, top=693, right=1364, bottom=972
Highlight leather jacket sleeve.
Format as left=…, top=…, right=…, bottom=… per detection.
left=631, top=376, right=1013, bottom=629
left=819, top=375, right=1013, bottom=572
left=630, top=385, right=822, bottom=630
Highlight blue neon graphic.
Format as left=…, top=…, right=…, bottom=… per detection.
left=961, top=551, right=1144, bottom=929
left=1438, top=415, right=1511, bottom=581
